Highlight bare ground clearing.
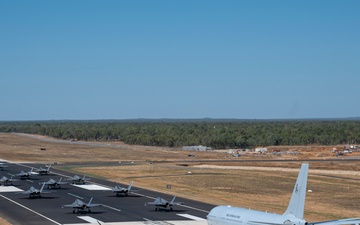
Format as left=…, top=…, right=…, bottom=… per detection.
left=1, top=133, right=360, bottom=223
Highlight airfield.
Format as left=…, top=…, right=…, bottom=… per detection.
left=1, top=133, right=360, bottom=224
left=0, top=163, right=212, bottom=225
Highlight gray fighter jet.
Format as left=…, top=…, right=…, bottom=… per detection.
left=62, top=197, right=102, bottom=213
left=16, top=183, right=53, bottom=198
left=112, top=180, right=134, bottom=196
left=13, top=168, right=34, bottom=180
left=145, top=196, right=183, bottom=211
left=66, top=175, right=91, bottom=184
left=0, top=175, right=18, bottom=186
left=39, top=177, right=69, bottom=189
left=35, top=164, right=51, bottom=175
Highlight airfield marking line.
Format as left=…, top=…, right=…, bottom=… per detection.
left=0, top=193, right=62, bottom=225
left=102, top=204, right=122, bottom=212
left=176, top=214, right=206, bottom=221
left=179, top=205, right=209, bottom=213
left=78, top=216, right=104, bottom=224
left=68, top=193, right=84, bottom=199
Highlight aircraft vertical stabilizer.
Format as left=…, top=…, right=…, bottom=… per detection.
left=40, top=183, right=46, bottom=192
left=283, top=163, right=308, bottom=219
left=128, top=181, right=133, bottom=190
left=88, top=197, right=93, bottom=205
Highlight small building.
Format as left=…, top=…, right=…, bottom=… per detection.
left=255, top=147, right=268, bottom=153
left=182, top=145, right=210, bottom=151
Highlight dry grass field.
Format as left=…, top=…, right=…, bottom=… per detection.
left=1, top=133, right=360, bottom=224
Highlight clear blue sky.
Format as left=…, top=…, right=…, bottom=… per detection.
left=1, top=1, right=359, bottom=121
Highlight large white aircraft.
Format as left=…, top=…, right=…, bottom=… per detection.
left=207, top=164, right=360, bottom=225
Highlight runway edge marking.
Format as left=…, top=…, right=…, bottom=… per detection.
left=0, top=193, right=61, bottom=225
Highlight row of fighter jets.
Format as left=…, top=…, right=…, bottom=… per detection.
left=61, top=195, right=184, bottom=214
left=1, top=163, right=184, bottom=213
left=0, top=164, right=51, bottom=186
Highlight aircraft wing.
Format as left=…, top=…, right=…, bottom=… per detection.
left=19, top=190, right=32, bottom=195
left=170, top=201, right=183, bottom=206
left=310, top=218, right=360, bottom=225
left=58, top=181, right=69, bottom=185
left=40, top=181, right=51, bottom=185
left=62, top=203, right=79, bottom=208
left=145, top=201, right=157, bottom=205
left=88, top=203, right=101, bottom=208
left=41, top=190, right=54, bottom=194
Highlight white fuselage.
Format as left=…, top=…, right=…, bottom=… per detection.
left=207, top=206, right=307, bottom=225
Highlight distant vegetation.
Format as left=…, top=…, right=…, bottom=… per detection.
left=0, top=119, right=360, bottom=149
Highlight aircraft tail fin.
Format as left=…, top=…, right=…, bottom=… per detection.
left=59, top=177, right=62, bottom=182
left=88, top=197, right=93, bottom=205
left=128, top=181, right=134, bottom=191
left=170, top=196, right=176, bottom=203
left=40, top=182, right=46, bottom=192
left=283, top=164, right=309, bottom=219
left=47, top=164, right=51, bottom=171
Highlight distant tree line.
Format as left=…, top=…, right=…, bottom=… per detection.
left=0, top=119, right=359, bottom=149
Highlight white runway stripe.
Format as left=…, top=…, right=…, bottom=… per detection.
left=72, top=184, right=112, bottom=190
left=0, top=186, right=23, bottom=192
left=102, top=204, right=122, bottom=212
left=78, top=216, right=103, bottom=224
left=68, top=193, right=84, bottom=199
left=177, top=214, right=206, bottom=221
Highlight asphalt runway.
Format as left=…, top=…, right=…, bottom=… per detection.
left=0, top=162, right=214, bottom=225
